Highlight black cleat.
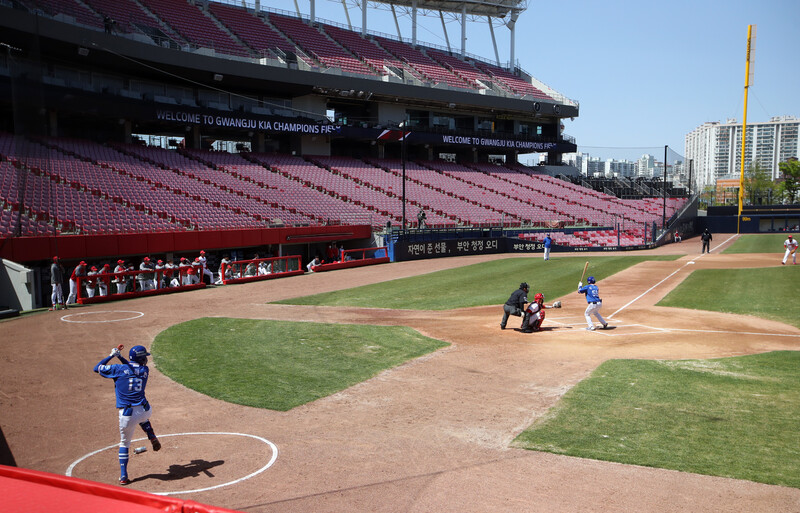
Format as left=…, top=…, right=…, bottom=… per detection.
left=151, top=437, right=161, bottom=452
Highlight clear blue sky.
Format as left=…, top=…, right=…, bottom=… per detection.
left=259, top=1, right=800, bottom=160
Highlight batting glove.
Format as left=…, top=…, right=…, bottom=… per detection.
left=109, top=347, right=120, bottom=357
left=578, top=281, right=582, bottom=288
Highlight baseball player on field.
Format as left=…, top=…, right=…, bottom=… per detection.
left=521, top=293, right=562, bottom=332
left=578, top=276, right=608, bottom=331
left=94, top=345, right=161, bottom=485
left=500, top=282, right=529, bottom=330
left=543, top=234, right=552, bottom=261
left=782, top=234, right=798, bottom=265
left=50, top=256, right=66, bottom=310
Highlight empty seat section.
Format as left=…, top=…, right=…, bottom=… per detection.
left=374, top=37, right=474, bottom=90
left=27, top=0, right=103, bottom=29
left=307, top=156, right=454, bottom=227
left=268, top=14, right=377, bottom=76
left=322, top=25, right=405, bottom=77
left=84, top=0, right=184, bottom=41
left=474, top=61, right=552, bottom=100
left=245, top=153, right=391, bottom=226
left=427, top=50, right=495, bottom=90
left=139, top=0, right=251, bottom=57
left=208, top=3, right=308, bottom=63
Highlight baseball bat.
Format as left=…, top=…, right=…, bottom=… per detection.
left=579, top=261, right=589, bottom=284
left=117, top=344, right=124, bottom=351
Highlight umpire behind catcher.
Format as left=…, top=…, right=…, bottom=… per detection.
left=500, top=282, right=529, bottom=330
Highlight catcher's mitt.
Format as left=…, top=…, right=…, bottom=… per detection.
left=552, top=301, right=562, bottom=308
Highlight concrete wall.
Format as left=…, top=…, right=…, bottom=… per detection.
left=0, top=259, right=36, bottom=312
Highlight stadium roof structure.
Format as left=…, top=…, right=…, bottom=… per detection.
left=367, top=0, right=529, bottom=18
left=329, top=0, right=529, bottom=71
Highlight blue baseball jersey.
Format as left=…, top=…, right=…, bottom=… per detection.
left=97, top=362, right=149, bottom=408
left=544, top=236, right=552, bottom=248
left=578, top=284, right=601, bottom=303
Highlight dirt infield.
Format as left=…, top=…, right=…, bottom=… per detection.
left=2, top=234, right=800, bottom=512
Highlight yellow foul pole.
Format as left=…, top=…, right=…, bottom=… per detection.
left=738, top=24, right=756, bottom=232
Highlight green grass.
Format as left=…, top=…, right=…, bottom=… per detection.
left=152, top=317, right=448, bottom=411
left=276, top=255, right=679, bottom=310
left=512, top=351, right=800, bottom=488
left=723, top=233, right=793, bottom=254
left=657, top=266, right=800, bottom=328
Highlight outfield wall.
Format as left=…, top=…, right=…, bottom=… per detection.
left=389, top=236, right=657, bottom=261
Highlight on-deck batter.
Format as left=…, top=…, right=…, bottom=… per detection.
left=94, top=345, right=161, bottom=485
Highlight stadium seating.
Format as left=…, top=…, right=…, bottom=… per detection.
left=26, top=0, right=104, bottom=30
left=321, top=25, right=409, bottom=79
left=243, top=152, right=395, bottom=226
left=374, top=37, right=474, bottom=90
left=137, top=0, right=251, bottom=57
left=427, top=50, right=495, bottom=91
left=82, top=0, right=184, bottom=42
left=474, top=61, right=552, bottom=100
left=207, top=3, right=311, bottom=63
left=14, top=0, right=570, bottom=98
left=0, top=131, right=686, bottom=243
left=306, top=155, right=455, bottom=227
left=267, top=13, right=378, bottom=76
left=0, top=142, right=182, bottom=235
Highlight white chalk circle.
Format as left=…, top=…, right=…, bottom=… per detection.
left=66, top=431, right=278, bottom=495
left=61, top=310, right=144, bottom=323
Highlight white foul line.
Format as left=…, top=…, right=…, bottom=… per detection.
left=609, top=233, right=740, bottom=319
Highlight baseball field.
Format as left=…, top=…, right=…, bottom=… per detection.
left=2, top=232, right=800, bottom=512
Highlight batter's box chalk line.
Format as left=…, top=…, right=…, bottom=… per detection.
left=66, top=431, right=278, bottom=495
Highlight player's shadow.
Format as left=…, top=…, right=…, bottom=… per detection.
left=133, top=459, right=225, bottom=483
left=512, top=326, right=561, bottom=333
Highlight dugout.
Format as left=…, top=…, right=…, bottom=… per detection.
left=700, top=205, right=800, bottom=234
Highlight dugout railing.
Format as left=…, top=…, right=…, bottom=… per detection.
left=309, top=246, right=389, bottom=272
left=221, top=255, right=303, bottom=285
left=76, top=266, right=205, bottom=305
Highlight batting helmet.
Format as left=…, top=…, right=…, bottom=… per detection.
left=129, top=345, right=151, bottom=364
left=587, top=276, right=596, bottom=284
left=520, top=282, right=529, bottom=290
left=534, top=293, right=544, bottom=302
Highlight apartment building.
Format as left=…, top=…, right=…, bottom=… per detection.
left=685, top=116, right=800, bottom=189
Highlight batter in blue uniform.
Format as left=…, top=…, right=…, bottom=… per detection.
left=94, top=345, right=161, bottom=485
left=578, top=276, right=608, bottom=331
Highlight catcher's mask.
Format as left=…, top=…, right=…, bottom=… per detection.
left=534, top=293, right=544, bottom=303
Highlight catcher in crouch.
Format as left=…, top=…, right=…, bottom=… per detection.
left=521, top=293, right=561, bottom=333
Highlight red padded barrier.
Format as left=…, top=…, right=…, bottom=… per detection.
left=0, top=465, right=244, bottom=513
left=311, top=257, right=390, bottom=272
